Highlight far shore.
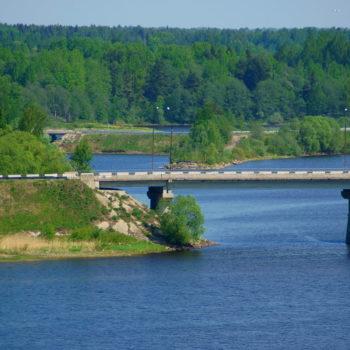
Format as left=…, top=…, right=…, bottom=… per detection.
left=168, top=152, right=350, bottom=171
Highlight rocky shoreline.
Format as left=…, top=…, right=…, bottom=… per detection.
left=167, top=160, right=242, bottom=171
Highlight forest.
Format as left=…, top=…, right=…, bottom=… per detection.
left=0, top=24, right=350, bottom=127
left=172, top=103, right=344, bottom=165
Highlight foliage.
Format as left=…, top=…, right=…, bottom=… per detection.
left=160, top=195, right=205, bottom=245
left=232, top=115, right=342, bottom=161
left=18, top=103, right=47, bottom=137
left=68, top=226, right=166, bottom=253
left=63, top=133, right=186, bottom=154
left=298, top=116, right=342, bottom=153
left=71, top=139, right=92, bottom=172
left=0, top=180, right=105, bottom=234
left=41, top=224, right=55, bottom=240
left=0, top=131, right=71, bottom=175
left=0, top=24, right=350, bottom=127
left=173, top=104, right=233, bottom=164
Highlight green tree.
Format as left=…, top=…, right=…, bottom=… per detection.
left=237, top=51, right=272, bottom=90
left=18, top=104, right=47, bottom=137
left=298, top=116, right=341, bottom=154
left=145, top=58, right=177, bottom=102
left=71, top=139, right=93, bottom=172
left=0, top=131, right=71, bottom=175
left=160, top=195, right=205, bottom=246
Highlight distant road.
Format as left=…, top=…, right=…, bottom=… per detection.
left=45, top=126, right=190, bottom=136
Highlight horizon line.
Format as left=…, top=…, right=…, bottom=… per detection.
left=1, top=22, right=349, bottom=31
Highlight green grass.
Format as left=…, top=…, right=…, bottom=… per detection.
left=65, top=133, right=186, bottom=154
left=0, top=180, right=171, bottom=261
left=47, top=119, right=153, bottom=131
left=102, top=241, right=167, bottom=253
left=0, top=180, right=105, bottom=235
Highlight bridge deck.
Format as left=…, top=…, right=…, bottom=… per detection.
left=1, top=170, right=350, bottom=183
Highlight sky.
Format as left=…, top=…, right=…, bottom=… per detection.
left=0, top=0, right=349, bottom=29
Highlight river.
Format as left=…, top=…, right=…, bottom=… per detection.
left=1, top=155, right=350, bottom=349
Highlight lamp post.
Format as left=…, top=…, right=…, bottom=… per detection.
left=165, top=107, right=173, bottom=169
left=152, top=106, right=159, bottom=171
left=343, top=108, right=349, bottom=169
left=345, top=108, right=348, bottom=151
left=151, top=106, right=160, bottom=171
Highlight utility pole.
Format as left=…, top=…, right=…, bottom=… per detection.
left=345, top=108, right=348, bottom=151
left=165, top=107, right=172, bottom=170
left=169, top=125, right=173, bottom=170
left=152, top=107, right=159, bottom=171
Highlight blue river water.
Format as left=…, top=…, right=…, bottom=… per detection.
left=1, top=155, right=350, bottom=349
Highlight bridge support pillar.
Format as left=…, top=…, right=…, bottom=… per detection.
left=147, top=186, right=174, bottom=210
left=341, top=189, right=350, bottom=244
left=80, top=173, right=99, bottom=190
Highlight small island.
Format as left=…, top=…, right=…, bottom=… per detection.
left=0, top=115, right=209, bottom=262
left=0, top=178, right=210, bottom=262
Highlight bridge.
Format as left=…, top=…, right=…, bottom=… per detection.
left=2, top=169, right=350, bottom=208
left=3, top=169, right=350, bottom=244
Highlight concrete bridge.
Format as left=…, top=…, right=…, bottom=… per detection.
left=3, top=169, right=350, bottom=244
left=2, top=169, right=350, bottom=209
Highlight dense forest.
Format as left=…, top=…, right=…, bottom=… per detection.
left=172, top=104, right=344, bottom=165
left=0, top=24, right=350, bottom=126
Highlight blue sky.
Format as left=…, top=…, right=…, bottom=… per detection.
left=0, top=0, right=349, bottom=28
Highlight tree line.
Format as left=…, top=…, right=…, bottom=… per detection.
left=0, top=24, right=349, bottom=127
left=173, top=105, right=344, bottom=165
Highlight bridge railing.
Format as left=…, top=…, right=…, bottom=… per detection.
left=94, top=169, right=350, bottom=176
left=0, top=169, right=350, bottom=179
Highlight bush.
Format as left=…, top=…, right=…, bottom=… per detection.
left=0, top=131, right=71, bottom=175
left=173, top=103, right=233, bottom=165
left=69, top=227, right=136, bottom=245
left=70, top=226, right=101, bottom=241
left=41, top=224, right=55, bottom=240
left=132, top=208, right=143, bottom=220
left=160, top=195, right=205, bottom=246
left=71, top=139, right=92, bottom=172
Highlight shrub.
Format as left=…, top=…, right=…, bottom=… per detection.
left=160, top=195, right=205, bottom=246
left=0, top=131, right=71, bottom=175
left=70, top=226, right=102, bottom=241
left=71, top=139, right=92, bottom=172
left=132, top=208, right=143, bottom=220
left=41, top=224, right=55, bottom=240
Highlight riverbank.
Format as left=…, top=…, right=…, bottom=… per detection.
left=170, top=153, right=348, bottom=170
left=0, top=233, right=172, bottom=262
left=0, top=179, right=212, bottom=262
left=55, top=128, right=343, bottom=171
left=57, top=133, right=186, bottom=154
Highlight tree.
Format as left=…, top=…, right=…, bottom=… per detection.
left=1, top=24, right=350, bottom=125
left=0, top=131, right=71, bottom=175
left=71, top=139, right=93, bottom=172
left=144, top=59, right=177, bottom=101
left=298, top=116, right=341, bottom=154
left=236, top=51, right=272, bottom=90
left=18, top=104, right=47, bottom=137
left=0, top=75, right=23, bottom=126
left=160, top=195, right=205, bottom=246
left=0, top=111, right=6, bottom=130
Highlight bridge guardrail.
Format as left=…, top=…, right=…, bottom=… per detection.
left=0, top=169, right=350, bottom=180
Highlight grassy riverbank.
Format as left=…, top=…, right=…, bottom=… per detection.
left=47, top=119, right=153, bottom=132
left=0, top=180, right=171, bottom=261
left=0, top=233, right=169, bottom=262
left=59, top=133, right=186, bottom=154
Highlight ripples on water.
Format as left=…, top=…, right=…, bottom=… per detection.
left=1, top=155, right=350, bottom=349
